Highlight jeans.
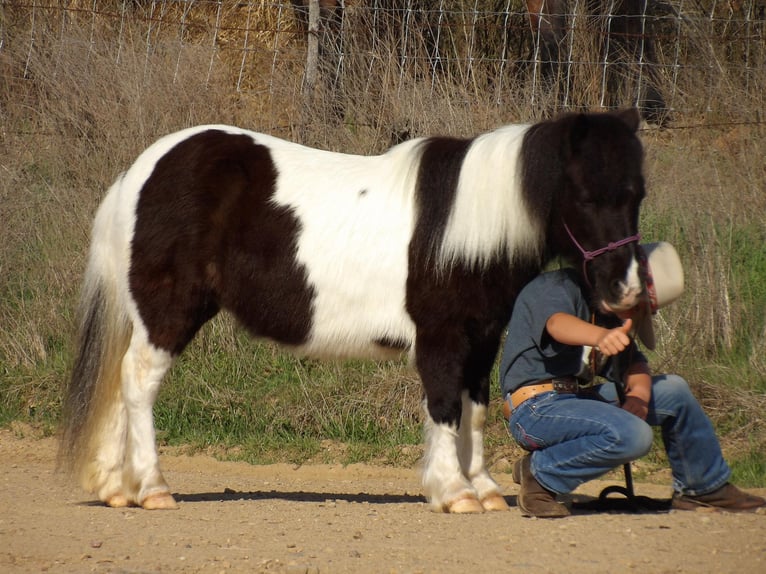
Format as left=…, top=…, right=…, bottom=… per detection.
left=508, top=374, right=731, bottom=496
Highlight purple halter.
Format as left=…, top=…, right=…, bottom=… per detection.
left=563, top=222, right=641, bottom=286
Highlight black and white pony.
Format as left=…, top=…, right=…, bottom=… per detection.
left=61, top=108, right=647, bottom=513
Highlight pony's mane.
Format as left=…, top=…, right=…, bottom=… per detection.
left=437, top=124, right=543, bottom=270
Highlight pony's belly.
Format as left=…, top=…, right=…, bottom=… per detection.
left=289, top=335, right=411, bottom=361
left=297, top=280, right=416, bottom=360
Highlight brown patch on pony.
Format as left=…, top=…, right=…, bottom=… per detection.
left=129, top=130, right=315, bottom=356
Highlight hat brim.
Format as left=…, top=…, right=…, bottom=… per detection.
left=632, top=299, right=656, bottom=351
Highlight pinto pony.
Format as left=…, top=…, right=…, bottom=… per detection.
left=61, top=109, right=647, bottom=513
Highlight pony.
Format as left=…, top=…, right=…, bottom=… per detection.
left=60, top=108, right=647, bottom=513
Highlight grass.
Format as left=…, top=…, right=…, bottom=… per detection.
left=731, top=446, right=766, bottom=488
left=148, top=316, right=424, bottom=467
left=1, top=3, right=765, bottom=486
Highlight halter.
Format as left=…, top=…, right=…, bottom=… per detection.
left=563, top=221, right=641, bottom=286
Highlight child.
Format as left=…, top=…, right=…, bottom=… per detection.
left=499, top=243, right=765, bottom=517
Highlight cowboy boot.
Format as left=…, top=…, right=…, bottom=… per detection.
left=672, top=483, right=766, bottom=513
left=512, top=454, right=570, bottom=518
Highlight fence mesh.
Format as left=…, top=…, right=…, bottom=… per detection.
left=1, top=0, right=764, bottom=133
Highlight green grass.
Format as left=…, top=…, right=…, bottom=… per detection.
left=147, top=318, right=423, bottom=466
left=730, top=446, right=766, bottom=489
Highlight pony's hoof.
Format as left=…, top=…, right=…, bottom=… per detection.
left=447, top=496, right=485, bottom=514
left=105, top=494, right=130, bottom=508
left=141, top=492, right=178, bottom=510
left=481, top=493, right=510, bottom=512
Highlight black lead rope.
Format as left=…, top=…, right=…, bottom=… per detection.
left=597, top=374, right=639, bottom=505
left=594, top=313, right=638, bottom=506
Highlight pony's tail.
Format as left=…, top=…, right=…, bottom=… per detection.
left=59, top=184, right=133, bottom=491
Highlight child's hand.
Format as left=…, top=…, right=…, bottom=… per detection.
left=596, top=318, right=633, bottom=356
left=622, top=395, right=649, bottom=420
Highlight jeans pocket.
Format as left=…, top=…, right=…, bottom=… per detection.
left=510, top=393, right=557, bottom=451
left=511, top=420, right=547, bottom=451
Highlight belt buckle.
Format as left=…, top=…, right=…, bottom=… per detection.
left=551, top=378, right=577, bottom=393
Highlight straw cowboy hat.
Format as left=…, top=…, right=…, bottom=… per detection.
left=632, top=242, right=685, bottom=350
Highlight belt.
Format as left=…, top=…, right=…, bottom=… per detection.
left=503, top=377, right=580, bottom=419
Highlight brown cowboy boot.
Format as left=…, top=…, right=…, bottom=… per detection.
left=671, top=483, right=766, bottom=513
left=512, top=454, right=570, bottom=518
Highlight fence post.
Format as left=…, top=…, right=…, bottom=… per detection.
left=302, top=0, right=320, bottom=140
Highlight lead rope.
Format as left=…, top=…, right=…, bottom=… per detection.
left=593, top=311, right=638, bottom=505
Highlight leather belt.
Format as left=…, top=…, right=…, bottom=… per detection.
left=503, top=377, right=580, bottom=419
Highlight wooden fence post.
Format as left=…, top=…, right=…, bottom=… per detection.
left=301, top=0, right=320, bottom=141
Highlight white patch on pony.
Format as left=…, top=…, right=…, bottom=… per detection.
left=422, top=408, right=477, bottom=512
left=120, top=327, right=175, bottom=504
left=267, top=137, right=423, bottom=358
left=612, top=256, right=643, bottom=310
left=456, top=392, right=501, bottom=501
left=456, top=391, right=479, bottom=475
left=438, top=124, right=542, bottom=269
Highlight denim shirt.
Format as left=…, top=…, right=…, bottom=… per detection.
left=499, top=269, right=646, bottom=398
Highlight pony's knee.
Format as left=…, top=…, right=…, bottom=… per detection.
left=121, top=338, right=172, bottom=403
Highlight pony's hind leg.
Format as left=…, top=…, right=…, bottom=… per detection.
left=82, top=392, right=129, bottom=508
left=456, top=392, right=508, bottom=511
left=119, top=329, right=175, bottom=509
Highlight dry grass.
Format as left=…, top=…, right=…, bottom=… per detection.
left=1, top=2, right=765, bottom=477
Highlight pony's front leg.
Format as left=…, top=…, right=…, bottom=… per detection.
left=422, top=406, right=484, bottom=513
left=457, top=392, right=508, bottom=511
left=119, top=333, right=176, bottom=509
left=418, top=344, right=484, bottom=513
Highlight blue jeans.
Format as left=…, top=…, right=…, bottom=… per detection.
left=508, top=374, right=731, bottom=496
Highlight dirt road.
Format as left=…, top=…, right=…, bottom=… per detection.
left=2, top=428, right=765, bottom=573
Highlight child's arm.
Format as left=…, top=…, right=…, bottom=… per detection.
left=545, top=312, right=633, bottom=357
left=622, top=362, right=652, bottom=420
left=546, top=312, right=652, bottom=419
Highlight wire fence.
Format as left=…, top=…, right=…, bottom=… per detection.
left=1, top=0, right=764, bottom=128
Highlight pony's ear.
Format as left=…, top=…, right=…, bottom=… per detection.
left=616, top=108, right=641, bottom=133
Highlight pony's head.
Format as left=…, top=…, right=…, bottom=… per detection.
left=545, top=109, right=646, bottom=311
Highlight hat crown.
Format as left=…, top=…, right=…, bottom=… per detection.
left=642, top=242, right=684, bottom=312
left=633, top=241, right=684, bottom=350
